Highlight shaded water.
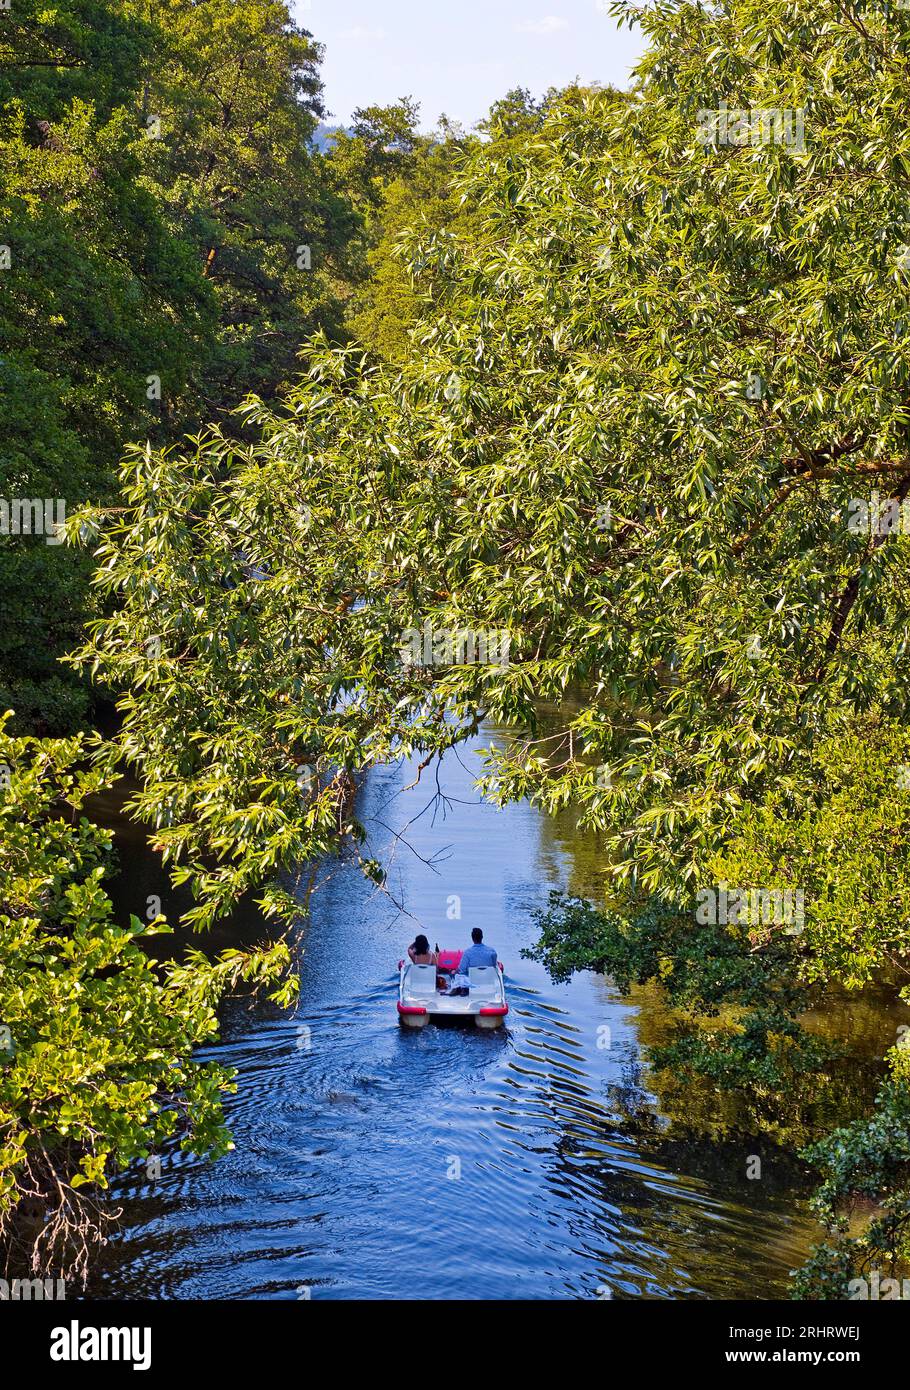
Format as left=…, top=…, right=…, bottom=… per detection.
left=88, top=731, right=822, bottom=1300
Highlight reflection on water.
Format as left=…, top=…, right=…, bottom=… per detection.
left=87, top=733, right=819, bottom=1300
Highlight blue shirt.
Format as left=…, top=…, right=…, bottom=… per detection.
left=459, top=942, right=498, bottom=976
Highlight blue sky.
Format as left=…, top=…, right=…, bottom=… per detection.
left=292, top=0, right=646, bottom=131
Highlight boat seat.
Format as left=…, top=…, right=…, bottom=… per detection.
left=408, top=964, right=438, bottom=998
left=468, top=967, right=499, bottom=1000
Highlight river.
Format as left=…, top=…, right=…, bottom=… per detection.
left=87, top=727, right=822, bottom=1300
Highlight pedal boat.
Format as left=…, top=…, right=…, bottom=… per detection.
left=397, top=949, right=508, bottom=1029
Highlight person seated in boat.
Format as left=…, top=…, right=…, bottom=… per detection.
left=450, top=928, right=497, bottom=994
left=407, top=934, right=438, bottom=966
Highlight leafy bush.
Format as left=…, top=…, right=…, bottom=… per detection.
left=0, top=714, right=293, bottom=1281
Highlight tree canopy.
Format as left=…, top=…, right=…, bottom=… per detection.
left=0, top=714, right=292, bottom=1280
left=0, top=0, right=369, bottom=733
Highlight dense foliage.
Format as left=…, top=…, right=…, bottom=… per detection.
left=0, top=715, right=293, bottom=1280
left=0, top=0, right=379, bottom=733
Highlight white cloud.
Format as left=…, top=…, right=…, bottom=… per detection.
left=514, top=15, right=569, bottom=35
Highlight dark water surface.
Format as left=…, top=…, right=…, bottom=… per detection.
left=88, top=732, right=820, bottom=1300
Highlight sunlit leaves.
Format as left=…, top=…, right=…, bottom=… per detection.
left=0, top=714, right=291, bottom=1278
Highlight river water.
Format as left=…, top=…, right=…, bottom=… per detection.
left=88, top=730, right=821, bottom=1300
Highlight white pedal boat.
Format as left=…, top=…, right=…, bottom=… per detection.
left=397, top=949, right=508, bottom=1029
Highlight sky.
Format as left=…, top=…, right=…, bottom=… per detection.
left=291, top=0, right=647, bottom=131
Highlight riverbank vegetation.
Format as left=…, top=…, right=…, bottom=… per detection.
left=4, top=0, right=910, bottom=1295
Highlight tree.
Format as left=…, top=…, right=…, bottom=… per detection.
left=68, top=392, right=474, bottom=931
left=0, top=93, right=216, bottom=732
left=0, top=0, right=156, bottom=118
left=348, top=87, right=615, bottom=362
left=347, top=119, right=477, bottom=363
left=0, top=0, right=368, bottom=733
left=0, top=713, right=293, bottom=1282
left=132, top=0, right=356, bottom=404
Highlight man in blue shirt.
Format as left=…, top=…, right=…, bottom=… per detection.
left=451, top=928, right=498, bottom=993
